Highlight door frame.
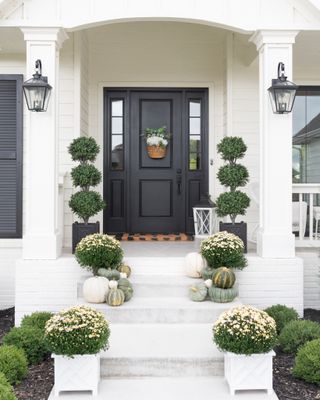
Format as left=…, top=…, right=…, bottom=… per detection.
left=100, top=83, right=214, bottom=234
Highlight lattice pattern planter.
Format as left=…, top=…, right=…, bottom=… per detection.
left=224, top=351, right=275, bottom=395
left=53, top=354, right=100, bottom=396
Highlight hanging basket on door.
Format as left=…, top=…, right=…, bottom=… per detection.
left=147, top=145, right=167, bottom=159
left=144, top=126, right=171, bottom=159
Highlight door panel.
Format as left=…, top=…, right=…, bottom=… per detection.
left=103, top=88, right=208, bottom=234
left=130, top=91, right=183, bottom=233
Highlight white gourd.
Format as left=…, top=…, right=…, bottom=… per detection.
left=120, top=272, right=127, bottom=279
left=83, top=276, right=109, bottom=304
left=204, top=279, right=213, bottom=288
left=184, top=252, right=206, bottom=278
left=109, top=280, right=118, bottom=289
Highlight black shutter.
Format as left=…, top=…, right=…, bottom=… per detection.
left=0, top=75, right=23, bottom=238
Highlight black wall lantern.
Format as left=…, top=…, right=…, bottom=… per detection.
left=22, top=59, right=52, bottom=112
left=268, top=62, right=298, bottom=114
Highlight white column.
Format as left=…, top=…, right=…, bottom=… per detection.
left=21, top=28, right=68, bottom=259
left=250, top=30, right=298, bottom=258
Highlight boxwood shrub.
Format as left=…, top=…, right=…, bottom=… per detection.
left=0, top=372, right=17, bottom=400
left=264, top=304, right=299, bottom=334
left=21, top=311, right=54, bottom=332
left=293, top=338, right=320, bottom=385
left=279, top=320, right=320, bottom=354
left=0, top=345, right=28, bottom=385
left=3, top=326, right=49, bottom=365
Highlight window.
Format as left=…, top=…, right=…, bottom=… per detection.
left=292, top=88, right=320, bottom=183
left=110, top=99, right=124, bottom=170
left=188, top=100, right=201, bottom=170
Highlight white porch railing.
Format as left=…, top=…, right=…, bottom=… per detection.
left=292, top=183, right=320, bottom=247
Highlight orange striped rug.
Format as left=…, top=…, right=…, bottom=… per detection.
left=115, top=233, right=194, bottom=241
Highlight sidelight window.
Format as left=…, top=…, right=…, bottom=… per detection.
left=110, top=99, right=124, bottom=170
left=188, top=100, right=201, bottom=170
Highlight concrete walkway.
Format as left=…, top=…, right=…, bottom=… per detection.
left=48, top=377, right=279, bottom=399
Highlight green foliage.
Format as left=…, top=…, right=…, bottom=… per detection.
left=0, top=373, right=17, bottom=400
left=45, top=306, right=110, bottom=357
left=217, top=164, right=249, bottom=190
left=75, top=234, right=124, bottom=275
left=3, top=326, right=49, bottom=365
left=68, top=136, right=105, bottom=224
left=69, top=191, right=105, bottom=224
left=264, top=305, right=299, bottom=334
left=217, top=136, right=247, bottom=162
left=293, top=339, right=320, bottom=385
left=216, top=137, right=250, bottom=224
left=213, top=306, right=277, bottom=355
left=68, top=137, right=100, bottom=163
left=215, top=191, right=250, bottom=223
left=200, top=232, right=247, bottom=270
left=21, top=312, right=54, bottom=332
left=279, top=320, right=320, bottom=354
left=144, top=126, right=170, bottom=139
left=71, top=164, right=101, bottom=189
left=0, top=345, right=28, bottom=385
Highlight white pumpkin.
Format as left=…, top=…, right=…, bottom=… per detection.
left=204, top=279, right=213, bottom=288
left=120, top=272, right=127, bottom=279
left=83, top=276, right=109, bottom=304
left=109, top=280, right=118, bottom=289
left=184, top=252, right=207, bottom=278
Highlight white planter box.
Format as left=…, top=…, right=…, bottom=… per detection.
left=53, top=354, right=100, bottom=396
left=224, top=351, right=275, bottom=395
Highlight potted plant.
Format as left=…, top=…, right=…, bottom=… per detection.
left=68, top=137, right=106, bottom=252
left=213, top=305, right=277, bottom=395
left=45, top=305, right=110, bottom=396
left=215, top=137, right=250, bottom=251
left=200, top=231, right=247, bottom=270
left=144, top=126, right=170, bottom=159
left=75, top=234, right=134, bottom=305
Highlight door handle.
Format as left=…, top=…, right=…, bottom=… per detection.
left=176, top=169, right=182, bottom=195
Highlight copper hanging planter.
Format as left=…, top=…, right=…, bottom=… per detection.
left=147, top=145, right=167, bottom=159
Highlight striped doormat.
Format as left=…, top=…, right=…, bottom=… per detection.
left=115, top=233, right=194, bottom=241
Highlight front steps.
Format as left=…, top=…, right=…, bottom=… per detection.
left=77, top=255, right=241, bottom=379
left=48, top=377, right=279, bottom=400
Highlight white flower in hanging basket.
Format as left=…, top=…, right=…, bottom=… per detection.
left=146, top=136, right=168, bottom=147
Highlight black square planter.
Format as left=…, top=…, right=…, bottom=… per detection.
left=72, top=221, right=100, bottom=253
left=219, top=221, right=247, bottom=253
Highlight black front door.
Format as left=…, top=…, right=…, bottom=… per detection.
left=104, top=88, right=208, bottom=234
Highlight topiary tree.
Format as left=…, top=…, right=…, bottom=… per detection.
left=216, top=137, right=250, bottom=224
left=68, top=137, right=106, bottom=224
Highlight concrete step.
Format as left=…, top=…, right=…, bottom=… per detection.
left=48, top=377, right=279, bottom=400
left=100, top=323, right=223, bottom=377
left=78, top=274, right=202, bottom=298
left=77, top=297, right=242, bottom=323
left=123, top=256, right=186, bottom=274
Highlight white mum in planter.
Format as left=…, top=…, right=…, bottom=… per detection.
left=213, top=305, right=277, bottom=395
left=45, top=305, right=110, bottom=396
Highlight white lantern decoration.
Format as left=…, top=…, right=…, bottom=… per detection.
left=193, top=194, right=215, bottom=238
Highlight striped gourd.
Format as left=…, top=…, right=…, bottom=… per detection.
left=212, top=267, right=235, bottom=289
left=117, top=264, right=132, bottom=278
left=208, top=286, right=238, bottom=303
left=106, top=288, right=125, bottom=306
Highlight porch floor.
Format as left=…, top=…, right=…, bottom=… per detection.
left=48, top=377, right=279, bottom=400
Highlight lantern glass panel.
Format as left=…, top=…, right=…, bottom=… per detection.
left=274, top=88, right=297, bottom=113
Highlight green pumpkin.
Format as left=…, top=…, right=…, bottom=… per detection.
left=201, top=267, right=215, bottom=281
left=106, top=288, right=125, bottom=306
left=117, top=264, right=132, bottom=278
left=189, top=283, right=207, bottom=302
left=208, top=286, right=238, bottom=303
left=118, top=278, right=134, bottom=302
left=212, top=267, right=235, bottom=289
left=98, top=268, right=121, bottom=281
